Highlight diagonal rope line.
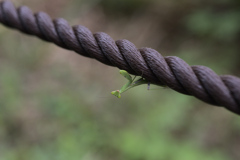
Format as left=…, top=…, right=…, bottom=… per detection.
left=0, top=0, right=239, bottom=115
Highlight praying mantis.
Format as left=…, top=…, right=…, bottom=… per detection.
left=111, top=70, right=150, bottom=98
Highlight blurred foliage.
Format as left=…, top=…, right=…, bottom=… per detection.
left=0, top=0, right=240, bottom=160
left=98, top=0, right=149, bottom=16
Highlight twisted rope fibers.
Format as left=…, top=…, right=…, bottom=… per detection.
left=0, top=0, right=239, bottom=115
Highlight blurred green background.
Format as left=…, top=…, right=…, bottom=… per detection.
left=0, top=0, right=240, bottom=159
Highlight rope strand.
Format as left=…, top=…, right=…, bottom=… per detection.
left=0, top=0, right=239, bottom=115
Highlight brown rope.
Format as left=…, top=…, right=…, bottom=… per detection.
left=0, top=0, right=239, bottom=115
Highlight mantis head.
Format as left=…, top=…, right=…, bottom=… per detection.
left=111, top=90, right=121, bottom=98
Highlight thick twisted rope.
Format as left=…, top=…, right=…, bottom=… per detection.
left=0, top=0, right=240, bottom=115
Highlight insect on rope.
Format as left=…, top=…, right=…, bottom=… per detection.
left=111, top=70, right=150, bottom=98
left=0, top=0, right=240, bottom=115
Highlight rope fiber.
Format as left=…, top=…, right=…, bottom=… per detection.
left=0, top=0, right=240, bottom=115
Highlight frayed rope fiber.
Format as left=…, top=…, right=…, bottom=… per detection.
left=0, top=0, right=239, bottom=115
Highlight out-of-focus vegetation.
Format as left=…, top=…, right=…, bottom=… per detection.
left=0, top=0, right=240, bottom=159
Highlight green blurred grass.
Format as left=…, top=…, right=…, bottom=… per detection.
left=0, top=0, right=240, bottom=160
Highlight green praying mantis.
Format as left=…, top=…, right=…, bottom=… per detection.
left=111, top=70, right=150, bottom=98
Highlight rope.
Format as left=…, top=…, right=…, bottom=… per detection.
left=0, top=0, right=240, bottom=115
